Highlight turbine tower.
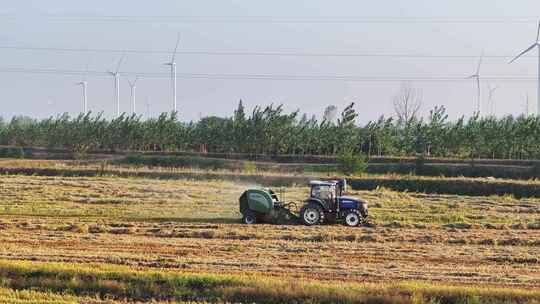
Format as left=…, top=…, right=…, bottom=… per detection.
left=526, top=93, right=530, bottom=116
left=509, top=21, right=540, bottom=115
left=467, top=54, right=483, bottom=114
left=146, top=98, right=150, bottom=119
left=76, top=81, right=88, bottom=113
left=128, top=77, right=138, bottom=115
left=108, top=56, right=124, bottom=117
left=164, top=34, right=180, bottom=112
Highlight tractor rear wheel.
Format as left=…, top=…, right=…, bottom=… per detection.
left=242, top=211, right=257, bottom=224
left=300, top=203, right=324, bottom=226
left=344, top=210, right=362, bottom=227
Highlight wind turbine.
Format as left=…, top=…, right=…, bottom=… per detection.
left=108, top=56, right=124, bottom=117
left=128, top=77, right=138, bottom=115
left=76, top=62, right=89, bottom=113
left=164, top=34, right=180, bottom=112
left=467, top=54, right=483, bottom=114
left=76, top=81, right=88, bottom=113
left=509, top=21, right=540, bottom=115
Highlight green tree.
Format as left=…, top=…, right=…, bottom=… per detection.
left=337, top=148, right=368, bottom=175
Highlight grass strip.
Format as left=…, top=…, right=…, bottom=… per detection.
left=4, top=165, right=540, bottom=198
left=0, top=260, right=539, bottom=304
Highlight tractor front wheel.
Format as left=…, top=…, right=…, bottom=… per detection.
left=242, top=211, right=257, bottom=224
left=344, top=210, right=362, bottom=227
left=300, top=203, right=324, bottom=226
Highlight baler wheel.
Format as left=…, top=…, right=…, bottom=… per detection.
left=242, top=211, right=257, bottom=224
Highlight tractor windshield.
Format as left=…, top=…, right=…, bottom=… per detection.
left=311, top=185, right=335, bottom=201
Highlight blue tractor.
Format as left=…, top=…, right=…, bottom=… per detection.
left=239, top=179, right=368, bottom=226
left=299, top=179, right=368, bottom=227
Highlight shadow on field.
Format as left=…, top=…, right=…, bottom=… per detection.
left=137, top=217, right=241, bottom=224
left=136, top=217, right=303, bottom=226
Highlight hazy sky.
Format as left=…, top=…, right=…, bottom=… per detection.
left=1, top=0, right=540, bottom=123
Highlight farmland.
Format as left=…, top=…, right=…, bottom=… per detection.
left=6, top=0, right=540, bottom=302
left=0, top=163, right=540, bottom=303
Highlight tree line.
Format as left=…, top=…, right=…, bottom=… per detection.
left=1, top=100, right=540, bottom=160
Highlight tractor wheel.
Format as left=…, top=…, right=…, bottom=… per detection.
left=300, top=203, right=324, bottom=226
left=344, top=210, right=362, bottom=227
left=242, top=211, right=257, bottom=225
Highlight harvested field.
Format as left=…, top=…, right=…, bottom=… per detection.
left=0, top=173, right=539, bottom=303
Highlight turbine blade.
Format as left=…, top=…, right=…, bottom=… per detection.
left=128, top=76, right=139, bottom=87
left=476, top=52, right=483, bottom=74
left=171, top=33, right=181, bottom=62
left=115, top=55, right=125, bottom=73
left=509, top=44, right=537, bottom=63
left=537, top=20, right=540, bottom=42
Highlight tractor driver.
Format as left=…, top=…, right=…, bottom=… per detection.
left=312, top=185, right=336, bottom=210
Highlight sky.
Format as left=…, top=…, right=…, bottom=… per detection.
left=1, top=0, right=540, bottom=123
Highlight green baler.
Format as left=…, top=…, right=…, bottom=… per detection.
left=239, top=188, right=298, bottom=224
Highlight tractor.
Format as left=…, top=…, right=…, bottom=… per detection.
left=299, top=179, right=368, bottom=226
left=239, top=179, right=369, bottom=227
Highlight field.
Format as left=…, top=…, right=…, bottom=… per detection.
left=1, top=160, right=540, bottom=303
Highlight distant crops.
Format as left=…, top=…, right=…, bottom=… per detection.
left=3, top=158, right=540, bottom=198
left=120, top=154, right=540, bottom=180
left=2, top=102, right=540, bottom=160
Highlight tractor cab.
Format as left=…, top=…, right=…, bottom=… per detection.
left=309, top=179, right=347, bottom=211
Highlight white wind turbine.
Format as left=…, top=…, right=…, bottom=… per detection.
left=108, top=56, right=124, bottom=117
left=76, top=81, right=88, bottom=113
left=76, top=63, right=89, bottom=113
left=164, top=34, right=180, bottom=112
left=128, top=77, right=138, bottom=115
left=467, top=54, right=483, bottom=114
left=509, top=21, right=540, bottom=115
